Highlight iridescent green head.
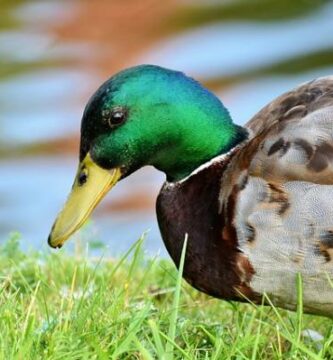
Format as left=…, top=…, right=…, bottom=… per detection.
left=48, top=65, right=247, bottom=248
left=80, top=65, right=246, bottom=181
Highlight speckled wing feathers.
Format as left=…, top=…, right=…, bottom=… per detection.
left=227, top=77, right=333, bottom=316
left=236, top=77, right=333, bottom=182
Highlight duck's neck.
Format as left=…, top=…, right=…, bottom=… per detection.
left=152, top=116, right=248, bottom=182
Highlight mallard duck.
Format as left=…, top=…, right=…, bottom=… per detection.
left=48, top=65, right=333, bottom=317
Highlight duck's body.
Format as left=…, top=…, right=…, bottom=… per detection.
left=158, top=77, right=333, bottom=317
left=49, top=66, right=333, bottom=317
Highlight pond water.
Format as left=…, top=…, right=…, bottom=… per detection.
left=1, top=0, right=332, bottom=256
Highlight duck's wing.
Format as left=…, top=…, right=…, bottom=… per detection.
left=228, top=77, right=333, bottom=316
left=244, top=76, right=333, bottom=184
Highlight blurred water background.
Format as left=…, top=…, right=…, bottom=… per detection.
left=1, top=0, right=333, bottom=256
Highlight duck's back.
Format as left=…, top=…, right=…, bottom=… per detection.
left=230, top=76, right=333, bottom=316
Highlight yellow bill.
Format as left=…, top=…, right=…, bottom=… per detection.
left=48, top=153, right=122, bottom=248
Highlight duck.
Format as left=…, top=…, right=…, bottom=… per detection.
left=48, top=65, right=333, bottom=317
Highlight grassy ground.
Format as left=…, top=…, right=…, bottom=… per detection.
left=0, top=233, right=332, bottom=359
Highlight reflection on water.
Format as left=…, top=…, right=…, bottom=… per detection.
left=222, top=66, right=333, bottom=125
left=0, top=70, right=96, bottom=145
left=142, top=2, right=333, bottom=79
left=1, top=0, right=332, bottom=255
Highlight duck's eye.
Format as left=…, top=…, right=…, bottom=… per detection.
left=103, top=107, right=127, bottom=128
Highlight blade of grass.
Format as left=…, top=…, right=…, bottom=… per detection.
left=127, top=233, right=145, bottom=281
left=251, top=307, right=264, bottom=360
left=133, top=336, right=155, bottom=360
left=160, top=332, right=192, bottom=360
left=165, top=233, right=188, bottom=360
left=23, top=280, right=40, bottom=336
left=109, top=234, right=146, bottom=280
left=111, top=304, right=151, bottom=359
left=296, top=272, right=303, bottom=344
left=148, top=319, right=166, bottom=359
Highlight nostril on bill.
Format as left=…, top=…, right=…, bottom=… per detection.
left=78, top=169, right=88, bottom=186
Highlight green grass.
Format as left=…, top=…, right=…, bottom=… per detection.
left=0, top=232, right=333, bottom=359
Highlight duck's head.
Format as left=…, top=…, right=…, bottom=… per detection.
left=48, top=65, right=247, bottom=248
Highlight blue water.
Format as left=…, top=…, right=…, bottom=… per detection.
left=0, top=70, right=98, bottom=145
left=142, top=2, right=333, bottom=79
left=222, top=67, right=333, bottom=125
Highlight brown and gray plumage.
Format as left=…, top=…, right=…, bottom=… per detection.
left=158, top=76, right=333, bottom=317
